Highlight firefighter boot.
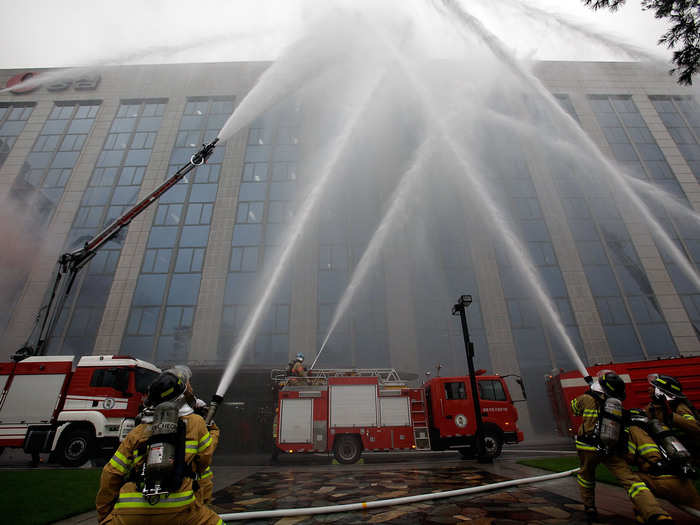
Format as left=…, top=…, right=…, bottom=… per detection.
left=584, top=505, right=598, bottom=522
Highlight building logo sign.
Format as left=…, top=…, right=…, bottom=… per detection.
left=6, top=72, right=101, bottom=94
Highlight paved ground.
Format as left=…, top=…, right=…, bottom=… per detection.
left=26, top=446, right=698, bottom=524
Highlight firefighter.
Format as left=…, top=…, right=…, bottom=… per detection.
left=571, top=370, right=673, bottom=524
left=646, top=374, right=700, bottom=462
left=95, top=368, right=222, bottom=525
left=289, top=353, right=307, bottom=377
left=625, top=409, right=700, bottom=520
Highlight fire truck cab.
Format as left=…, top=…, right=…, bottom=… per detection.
left=272, top=368, right=523, bottom=463
left=0, top=355, right=160, bottom=465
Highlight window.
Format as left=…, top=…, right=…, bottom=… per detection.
left=135, top=368, right=159, bottom=393
left=444, top=381, right=467, bottom=400
left=90, top=368, right=130, bottom=392
left=478, top=380, right=507, bottom=401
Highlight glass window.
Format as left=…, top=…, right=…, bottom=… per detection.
left=444, top=381, right=467, bottom=400
left=90, top=368, right=130, bottom=391
left=478, top=380, right=507, bottom=401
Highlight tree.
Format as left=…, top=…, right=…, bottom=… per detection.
left=582, top=1, right=699, bottom=85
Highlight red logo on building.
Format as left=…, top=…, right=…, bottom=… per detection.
left=6, top=72, right=41, bottom=94
left=5, top=72, right=101, bottom=94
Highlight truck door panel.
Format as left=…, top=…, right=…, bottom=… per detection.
left=437, top=379, right=476, bottom=436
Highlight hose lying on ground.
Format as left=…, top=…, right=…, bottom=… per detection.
left=218, top=467, right=580, bottom=521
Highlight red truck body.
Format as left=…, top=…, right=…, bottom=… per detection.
left=545, top=356, right=700, bottom=436
left=0, top=355, right=160, bottom=465
left=272, top=368, right=523, bottom=463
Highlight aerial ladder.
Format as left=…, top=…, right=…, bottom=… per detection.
left=13, top=139, right=219, bottom=361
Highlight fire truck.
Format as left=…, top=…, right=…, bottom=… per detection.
left=271, top=368, right=523, bottom=463
left=545, top=356, right=700, bottom=436
left=0, top=354, right=160, bottom=465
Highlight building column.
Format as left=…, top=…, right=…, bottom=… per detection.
left=189, top=127, right=247, bottom=363
left=461, top=197, right=535, bottom=438
left=524, top=140, right=612, bottom=366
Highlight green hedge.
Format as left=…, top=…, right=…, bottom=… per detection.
left=0, top=469, right=101, bottom=525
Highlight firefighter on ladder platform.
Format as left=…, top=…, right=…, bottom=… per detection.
left=646, top=374, right=700, bottom=465
left=625, top=409, right=700, bottom=521
left=571, top=370, right=673, bottom=524
left=286, top=353, right=309, bottom=385
left=95, top=367, right=221, bottom=525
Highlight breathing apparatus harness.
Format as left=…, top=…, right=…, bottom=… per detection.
left=129, top=370, right=199, bottom=505
left=578, top=372, right=624, bottom=455
left=628, top=409, right=696, bottom=479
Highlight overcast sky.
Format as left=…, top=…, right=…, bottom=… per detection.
left=0, top=0, right=671, bottom=69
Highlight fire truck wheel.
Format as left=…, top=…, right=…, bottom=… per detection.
left=481, top=430, right=503, bottom=459
left=333, top=435, right=362, bottom=464
left=57, top=427, right=95, bottom=467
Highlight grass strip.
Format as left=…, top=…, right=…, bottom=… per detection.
left=0, top=469, right=101, bottom=525
left=518, top=456, right=700, bottom=492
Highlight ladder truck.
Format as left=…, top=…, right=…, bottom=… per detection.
left=1, top=140, right=219, bottom=464
left=12, top=139, right=219, bottom=361
left=271, top=368, right=523, bottom=464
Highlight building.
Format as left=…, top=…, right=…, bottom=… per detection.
left=1, top=60, right=699, bottom=438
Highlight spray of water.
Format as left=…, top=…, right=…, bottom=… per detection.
left=431, top=0, right=700, bottom=366
left=215, top=69, right=386, bottom=397
left=494, top=0, right=665, bottom=64
left=344, top=2, right=590, bottom=377
left=313, top=137, right=436, bottom=368
left=216, top=8, right=379, bottom=142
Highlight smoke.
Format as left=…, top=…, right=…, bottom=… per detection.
left=0, top=192, right=46, bottom=334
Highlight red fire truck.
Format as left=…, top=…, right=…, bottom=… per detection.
left=546, top=356, right=700, bottom=436
left=271, top=368, right=523, bottom=463
left=0, top=354, right=160, bottom=465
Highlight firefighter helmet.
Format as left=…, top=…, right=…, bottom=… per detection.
left=597, top=370, right=626, bottom=400
left=168, top=365, right=192, bottom=385
left=295, top=353, right=304, bottom=362
left=146, top=370, right=186, bottom=405
left=648, top=374, right=685, bottom=400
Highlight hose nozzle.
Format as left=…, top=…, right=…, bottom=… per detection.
left=190, top=138, right=219, bottom=166
left=584, top=375, right=593, bottom=385
left=204, top=394, right=223, bottom=426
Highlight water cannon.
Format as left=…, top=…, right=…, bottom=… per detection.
left=190, top=138, right=219, bottom=166
left=204, top=394, right=223, bottom=426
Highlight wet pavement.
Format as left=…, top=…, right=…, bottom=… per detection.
left=210, top=462, right=636, bottom=524
left=43, top=448, right=697, bottom=524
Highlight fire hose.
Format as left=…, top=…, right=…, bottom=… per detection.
left=218, top=467, right=579, bottom=521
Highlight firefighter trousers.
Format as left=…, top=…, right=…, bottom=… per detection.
left=576, top=451, right=669, bottom=522
left=196, top=477, right=214, bottom=505
left=638, top=472, right=700, bottom=516
left=104, top=503, right=222, bottom=525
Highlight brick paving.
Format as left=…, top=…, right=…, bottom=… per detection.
left=210, top=464, right=636, bottom=524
